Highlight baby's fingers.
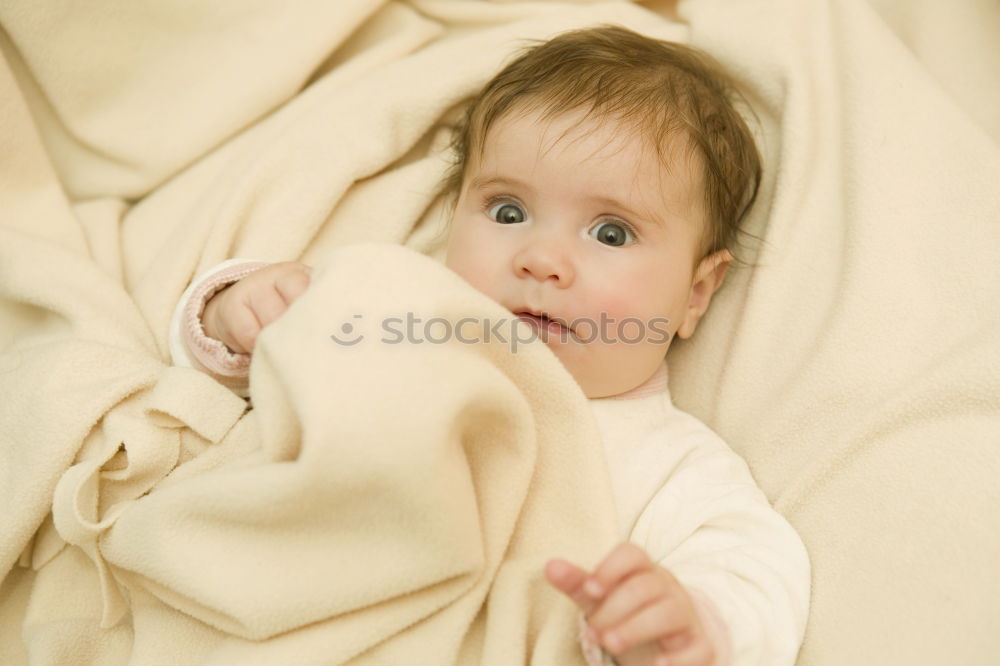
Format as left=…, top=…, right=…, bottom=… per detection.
left=586, top=542, right=652, bottom=599
left=598, top=598, right=686, bottom=657
left=653, top=634, right=715, bottom=666
left=274, top=266, right=310, bottom=304
left=544, top=559, right=600, bottom=616
left=247, top=282, right=291, bottom=331
left=587, top=570, right=662, bottom=632
left=215, top=301, right=262, bottom=355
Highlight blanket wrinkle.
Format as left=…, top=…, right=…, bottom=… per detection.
left=0, top=0, right=392, bottom=201
left=47, top=367, right=250, bottom=629
left=0, top=227, right=158, bottom=357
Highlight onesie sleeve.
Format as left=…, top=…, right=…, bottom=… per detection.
left=632, top=419, right=811, bottom=666
left=169, top=258, right=269, bottom=396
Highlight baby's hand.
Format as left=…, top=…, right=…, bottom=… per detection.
left=545, top=543, right=715, bottom=666
left=202, top=261, right=311, bottom=354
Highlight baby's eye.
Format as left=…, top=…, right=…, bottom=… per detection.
left=488, top=201, right=526, bottom=224
left=590, top=219, right=635, bottom=247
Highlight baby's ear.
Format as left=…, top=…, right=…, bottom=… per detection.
left=676, top=249, right=731, bottom=339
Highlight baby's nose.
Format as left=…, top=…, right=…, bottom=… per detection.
left=513, top=234, right=576, bottom=287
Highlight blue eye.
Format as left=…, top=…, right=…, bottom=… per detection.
left=590, top=220, right=634, bottom=246
left=489, top=201, right=526, bottom=224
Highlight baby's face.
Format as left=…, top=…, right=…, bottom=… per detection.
left=445, top=109, right=724, bottom=398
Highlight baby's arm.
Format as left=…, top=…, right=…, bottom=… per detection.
left=625, top=433, right=810, bottom=665
left=169, top=260, right=310, bottom=393
left=547, top=426, right=810, bottom=666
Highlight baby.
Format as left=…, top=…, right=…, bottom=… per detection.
left=171, top=26, right=809, bottom=666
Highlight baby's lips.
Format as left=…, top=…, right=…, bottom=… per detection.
left=513, top=307, right=577, bottom=335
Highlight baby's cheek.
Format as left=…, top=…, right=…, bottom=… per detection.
left=587, top=293, right=642, bottom=328
left=452, top=255, right=506, bottom=304
left=588, top=292, right=676, bottom=349
left=447, top=234, right=487, bottom=283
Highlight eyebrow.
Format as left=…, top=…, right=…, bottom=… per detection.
left=589, top=194, right=667, bottom=230
left=467, top=175, right=536, bottom=194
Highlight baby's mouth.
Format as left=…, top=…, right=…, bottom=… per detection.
left=513, top=309, right=576, bottom=339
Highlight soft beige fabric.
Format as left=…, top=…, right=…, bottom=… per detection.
left=667, top=1, right=1000, bottom=663
left=0, top=3, right=665, bottom=665
left=1, top=0, right=998, bottom=664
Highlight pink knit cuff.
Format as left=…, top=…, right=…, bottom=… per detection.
left=182, top=261, right=269, bottom=384
left=578, top=614, right=610, bottom=666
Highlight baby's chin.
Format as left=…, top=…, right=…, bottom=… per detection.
left=552, top=347, right=665, bottom=399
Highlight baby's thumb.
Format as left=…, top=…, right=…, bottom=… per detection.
left=544, top=559, right=600, bottom=615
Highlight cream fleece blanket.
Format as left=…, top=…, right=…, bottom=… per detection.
left=1, top=0, right=999, bottom=665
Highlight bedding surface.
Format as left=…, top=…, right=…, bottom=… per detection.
left=1, top=0, right=998, bottom=664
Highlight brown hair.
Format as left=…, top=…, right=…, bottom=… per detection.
left=442, top=25, right=761, bottom=258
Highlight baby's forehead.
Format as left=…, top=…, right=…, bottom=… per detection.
left=482, top=108, right=704, bottom=195
left=480, top=105, right=701, bottom=175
